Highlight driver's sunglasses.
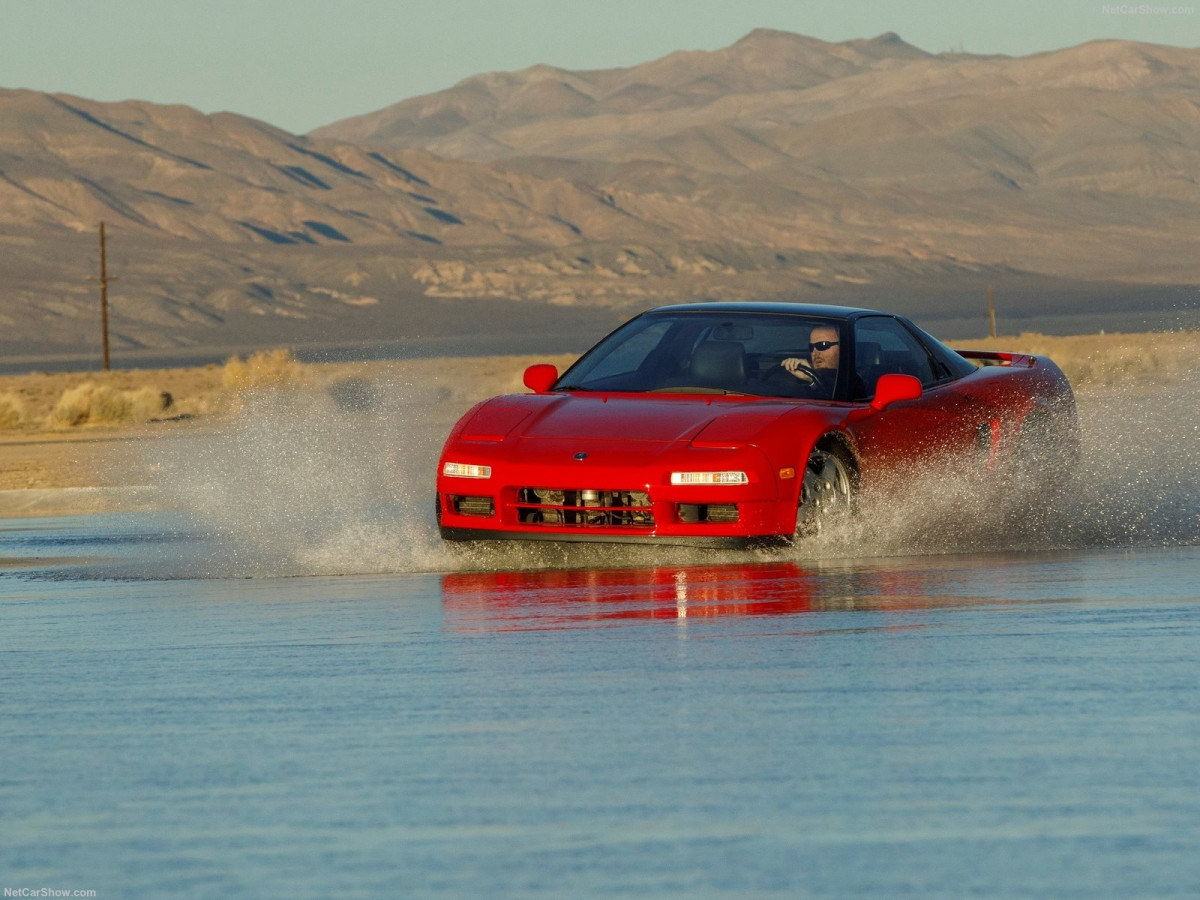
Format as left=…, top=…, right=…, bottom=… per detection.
left=809, top=340, right=840, bottom=351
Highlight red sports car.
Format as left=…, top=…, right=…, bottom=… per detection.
left=436, top=303, right=1078, bottom=546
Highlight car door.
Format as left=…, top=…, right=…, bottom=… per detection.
left=847, top=316, right=994, bottom=483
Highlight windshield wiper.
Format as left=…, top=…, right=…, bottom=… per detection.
left=646, top=386, right=754, bottom=396
left=553, top=384, right=596, bottom=392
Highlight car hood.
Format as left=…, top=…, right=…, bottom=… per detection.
left=459, top=393, right=796, bottom=446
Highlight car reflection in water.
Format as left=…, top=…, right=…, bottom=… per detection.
left=439, top=560, right=982, bottom=631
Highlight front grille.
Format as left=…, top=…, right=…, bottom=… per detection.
left=514, top=487, right=654, bottom=528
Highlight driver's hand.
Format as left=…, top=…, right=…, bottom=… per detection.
left=781, top=358, right=816, bottom=382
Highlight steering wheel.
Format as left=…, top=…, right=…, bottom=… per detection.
left=756, top=360, right=826, bottom=398
left=762, top=357, right=817, bottom=384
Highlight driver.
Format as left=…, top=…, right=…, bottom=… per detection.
left=780, top=325, right=840, bottom=390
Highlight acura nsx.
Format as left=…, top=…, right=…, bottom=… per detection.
left=435, top=303, right=1078, bottom=546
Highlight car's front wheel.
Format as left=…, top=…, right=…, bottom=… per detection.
left=795, top=443, right=856, bottom=537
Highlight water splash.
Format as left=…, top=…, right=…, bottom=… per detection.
left=143, top=379, right=451, bottom=577
left=795, top=372, right=1200, bottom=559
left=137, top=370, right=1200, bottom=578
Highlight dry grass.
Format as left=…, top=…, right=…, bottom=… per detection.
left=47, top=383, right=167, bottom=428
left=0, top=348, right=306, bottom=433
left=954, top=330, right=1198, bottom=389
left=0, top=392, right=25, bottom=429
left=0, top=366, right=224, bottom=435
left=221, top=348, right=304, bottom=393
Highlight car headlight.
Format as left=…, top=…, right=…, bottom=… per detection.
left=670, top=471, right=748, bottom=485
left=442, top=462, right=493, bottom=479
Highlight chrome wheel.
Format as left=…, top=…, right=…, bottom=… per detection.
left=796, top=446, right=854, bottom=536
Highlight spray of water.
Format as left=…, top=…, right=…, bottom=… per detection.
left=137, top=369, right=1199, bottom=578
left=143, top=379, right=450, bottom=577
left=794, top=372, right=1200, bottom=559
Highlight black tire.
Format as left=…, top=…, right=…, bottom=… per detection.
left=795, top=442, right=858, bottom=538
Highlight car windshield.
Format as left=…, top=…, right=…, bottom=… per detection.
left=555, top=311, right=845, bottom=399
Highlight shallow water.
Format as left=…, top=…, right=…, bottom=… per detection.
left=3, top=372, right=1199, bottom=896
left=2, top=512, right=1199, bottom=898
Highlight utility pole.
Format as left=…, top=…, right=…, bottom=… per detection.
left=987, top=282, right=996, bottom=339
left=97, top=222, right=115, bottom=372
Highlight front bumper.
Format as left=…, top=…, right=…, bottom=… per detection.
left=436, top=442, right=791, bottom=542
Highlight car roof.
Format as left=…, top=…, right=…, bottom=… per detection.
left=643, top=301, right=891, bottom=320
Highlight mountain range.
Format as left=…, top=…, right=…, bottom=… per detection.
left=2, top=29, right=1198, bottom=364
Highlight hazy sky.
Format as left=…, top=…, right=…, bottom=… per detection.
left=3, top=0, right=1198, bottom=134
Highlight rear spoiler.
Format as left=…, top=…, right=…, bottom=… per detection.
left=955, top=349, right=1037, bottom=368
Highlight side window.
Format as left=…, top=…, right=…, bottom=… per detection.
left=909, top=324, right=978, bottom=380
left=853, top=317, right=938, bottom=398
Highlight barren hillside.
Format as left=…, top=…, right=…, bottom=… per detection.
left=1, top=30, right=1197, bottom=363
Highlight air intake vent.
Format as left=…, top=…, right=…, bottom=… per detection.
left=514, top=487, right=654, bottom=528
left=451, top=495, right=495, bottom=517
left=677, top=503, right=739, bottom=524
